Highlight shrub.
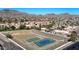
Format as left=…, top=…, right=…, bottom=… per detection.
left=5, top=34, right=13, bottom=39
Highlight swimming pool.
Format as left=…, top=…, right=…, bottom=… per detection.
left=34, top=38, right=54, bottom=47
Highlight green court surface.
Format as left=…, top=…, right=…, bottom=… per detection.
left=27, top=37, right=55, bottom=47
left=26, top=37, right=40, bottom=42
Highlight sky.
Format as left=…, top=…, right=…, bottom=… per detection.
left=0, top=8, right=79, bottom=15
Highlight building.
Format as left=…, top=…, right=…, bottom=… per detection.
left=41, top=28, right=47, bottom=32
left=64, top=26, right=79, bottom=34
left=54, top=30, right=70, bottom=35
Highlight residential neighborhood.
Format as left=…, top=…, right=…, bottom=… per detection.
left=0, top=8, right=79, bottom=50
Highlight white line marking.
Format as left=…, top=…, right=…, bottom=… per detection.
left=8, top=38, right=26, bottom=50
left=54, top=42, right=74, bottom=50
left=0, top=33, right=26, bottom=50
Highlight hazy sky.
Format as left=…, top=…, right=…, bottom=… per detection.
left=0, top=8, right=79, bottom=15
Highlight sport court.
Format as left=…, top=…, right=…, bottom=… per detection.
left=2, top=30, right=66, bottom=50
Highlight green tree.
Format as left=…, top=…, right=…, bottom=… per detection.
left=11, top=26, right=16, bottom=30
left=5, top=34, right=13, bottom=39
left=0, top=17, right=3, bottom=23
left=38, top=24, right=41, bottom=30
left=46, top=21, right=55, bottom=29
left=4, top=26, right=10, bottom=30
left=19, top=24, right=26, bottom=29
left=68, top=31, right=78, bottom=42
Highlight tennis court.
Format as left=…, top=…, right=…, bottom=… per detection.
left=1, top=30, right=66, bottom=50
left=34, top=38, right=54, bottom=47
left=26, top=37, right=55, bottom=47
